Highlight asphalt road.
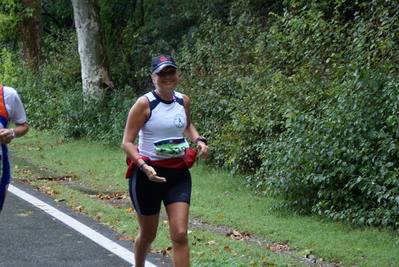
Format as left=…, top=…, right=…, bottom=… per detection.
left=0, top=177, right=172, bottom=267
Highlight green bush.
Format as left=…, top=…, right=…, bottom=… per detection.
left=179, top=0, right=399, bottom=228
left=254, top=70, right=399, bottom=227
left=247, top=2, right=399, bottom=227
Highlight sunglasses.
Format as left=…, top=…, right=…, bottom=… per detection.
left=156, top=69, right=177, bottom=77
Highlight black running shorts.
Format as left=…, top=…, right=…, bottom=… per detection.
left=128, top=166, right=192, bottom=216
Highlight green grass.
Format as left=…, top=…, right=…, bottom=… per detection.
left=10, top=129, right=399, bottom=267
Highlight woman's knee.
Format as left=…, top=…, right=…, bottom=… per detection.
left=138, top=232, right=157, bottom=244
left=170, top=230, right=188, bottom=245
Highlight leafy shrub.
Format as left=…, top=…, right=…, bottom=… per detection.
left=179, top=0, right=399, bottom=228
left=246, top=1, right=399, bottom=228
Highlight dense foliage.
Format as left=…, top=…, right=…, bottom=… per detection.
left=1, top=0, right=399, bottom=228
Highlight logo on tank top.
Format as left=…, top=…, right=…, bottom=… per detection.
left=174, top=114, right=185, bottom=128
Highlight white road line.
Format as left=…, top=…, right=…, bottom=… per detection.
left=8, top=184, right=157, bottom=267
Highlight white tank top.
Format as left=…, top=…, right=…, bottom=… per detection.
left=138, top=91, right=188, bottom=160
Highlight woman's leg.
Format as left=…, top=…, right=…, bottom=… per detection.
left=166, top=202, right=190, bottom=267
left=134, top=212, right=160, bottom=267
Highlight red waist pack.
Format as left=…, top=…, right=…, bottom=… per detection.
left=125, top=147, right=197, bottom=178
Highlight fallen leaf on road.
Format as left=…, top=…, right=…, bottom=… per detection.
left=17, top=211, right=34, bottom=216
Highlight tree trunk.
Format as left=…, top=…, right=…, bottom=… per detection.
left=72, top=0, right=113, bottom=100
left=20, top=0, right=44, bottom=71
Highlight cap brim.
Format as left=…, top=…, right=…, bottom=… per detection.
left=153, top=63, right=178, bottom=73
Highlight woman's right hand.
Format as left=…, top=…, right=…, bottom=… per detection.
left=142, top=164, right=167, bottom=183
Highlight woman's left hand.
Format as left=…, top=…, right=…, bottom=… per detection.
left=197, top=142, right=210, bottom=159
